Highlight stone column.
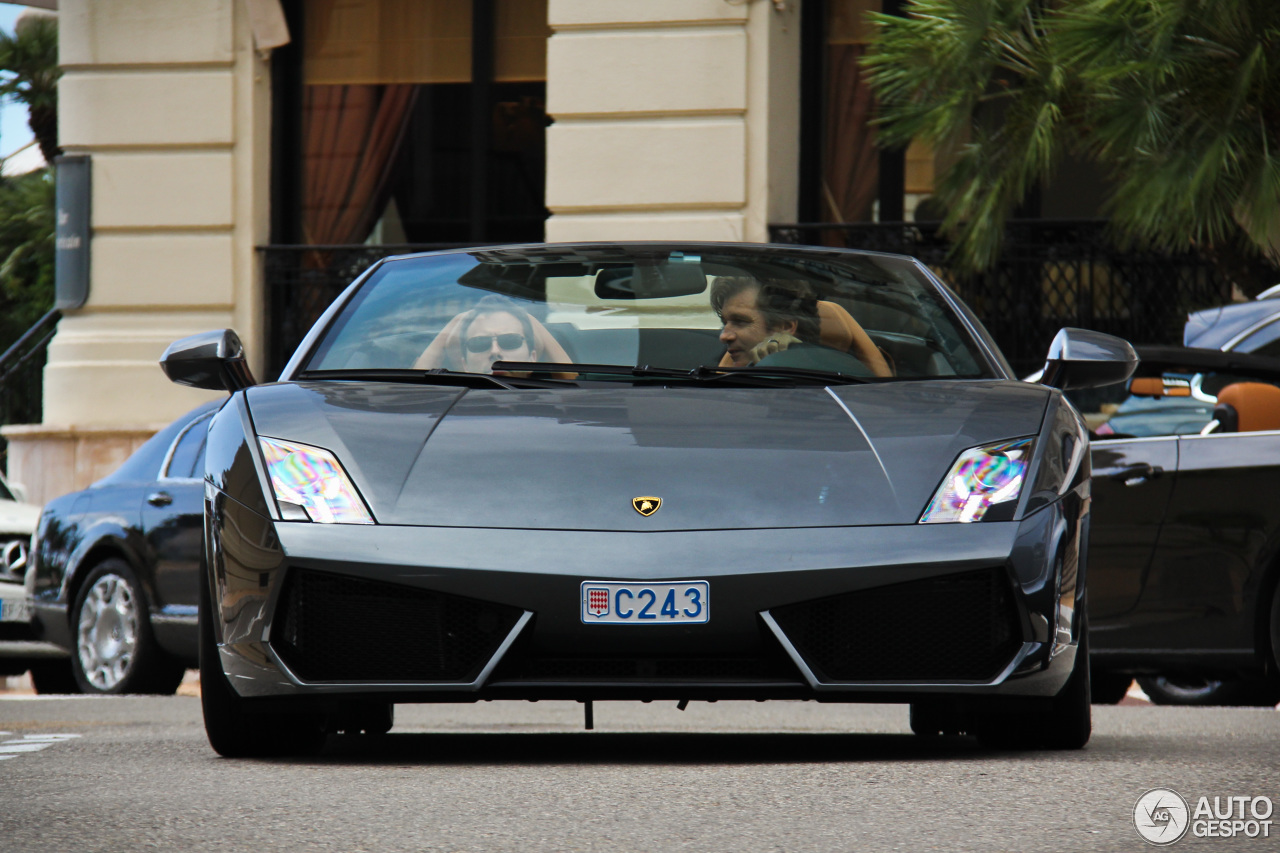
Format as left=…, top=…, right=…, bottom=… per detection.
left=2, top=0, right=273, bottom=505
left=544, top=0, right=800, bottom=242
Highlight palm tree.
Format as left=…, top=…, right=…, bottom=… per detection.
left=0, top=168, right=54, bottom=338
left=0, top=12, right=59, bottom=164
left=863, top=0, right=1280, bottom=294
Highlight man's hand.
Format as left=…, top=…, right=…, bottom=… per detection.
left=745, top=331, right=800, bottom=365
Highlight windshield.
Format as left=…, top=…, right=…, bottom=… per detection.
left=301, top=244, right=997, bottom=383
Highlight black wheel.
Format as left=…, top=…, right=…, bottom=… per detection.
left=975, top=627, right=1092, bottom=750
left=1136, top=675, right=1280, bottom=707
left=70, top=559, right=186, bottom=695
left=1090, top=669, right=1133, bottom=705
left=198, top=571, right=327, bottom=758
left=29, top=660, right=78, bottom=694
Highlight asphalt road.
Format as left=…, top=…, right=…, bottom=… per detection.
left=2, top=685, right=1277, bottom=853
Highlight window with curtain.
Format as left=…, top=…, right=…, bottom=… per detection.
left=297, top=0, right=549, bottom=246
left=820, top=0, right=880, bottom=224
left=809, top=0, right=937, bottom=224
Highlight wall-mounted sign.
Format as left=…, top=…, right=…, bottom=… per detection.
left=55, top=154, right=91, bottom=310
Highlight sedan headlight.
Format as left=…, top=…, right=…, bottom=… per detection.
left=919, top=438, right=1032, bottom=523
left=259, top=437, right=373, bottom=524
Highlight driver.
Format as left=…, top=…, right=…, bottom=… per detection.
left=711, top=276, right=819, bottom=366
left=710, top=276, right=892, bottom=376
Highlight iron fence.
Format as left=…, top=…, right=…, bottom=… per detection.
left=769, top=220, right=1233, bottom=376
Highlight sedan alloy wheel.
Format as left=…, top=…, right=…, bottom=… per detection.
left=77, top=572, right=139, bottom=690
left=70, top=559, right=185, bottom=695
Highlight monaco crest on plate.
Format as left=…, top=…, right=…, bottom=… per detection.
left=586, top=587, right=610, bottom=617
left=632, top=496, right=662, bottom=516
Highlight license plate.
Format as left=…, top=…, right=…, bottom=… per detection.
left=0, top=594, right=32, bottom=623
left=581, top=581, right=709, bottom=624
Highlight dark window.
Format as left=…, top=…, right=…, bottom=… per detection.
left=799, top=1, right=951, bottom=225
left=165, top=417, right=212, bottom=479
left=274, top=0, right=549, bottom=247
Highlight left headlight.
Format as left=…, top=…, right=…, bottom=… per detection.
left=259, top=437, right=374, bottom=524
left=919, top=438, right=1032, bottom=524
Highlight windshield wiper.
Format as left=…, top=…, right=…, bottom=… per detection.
left=491, top=362, right=871, bottom=386
left=493, top=361, right=691, bottom=380
left=296, top=368, right=569, bottom=390
left=696, top=365, right=873, bottom=385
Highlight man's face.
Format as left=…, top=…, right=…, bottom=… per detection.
left=463, top=311, right=534, bottom=374
left=718, top=289, right=771, bottom=367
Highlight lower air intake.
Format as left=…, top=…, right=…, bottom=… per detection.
left=271, top=569, right=523, bottom=682
left=769, top=567, right=1023, bottom=682
left=492, top=654, right=802, bottom=683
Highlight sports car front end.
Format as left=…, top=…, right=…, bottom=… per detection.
left=162, top=243, right=1135, bottom=756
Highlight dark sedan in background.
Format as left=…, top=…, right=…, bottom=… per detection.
left=1086, top=346, right=1280, bottom=706
left=26, top=400, right=221, bottom=694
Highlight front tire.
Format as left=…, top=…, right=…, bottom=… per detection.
left=199, top=571, right=327, bottom=758
left=70, top=559, right=185, bottom=695
left=975, top=631, right=1092, bottom=751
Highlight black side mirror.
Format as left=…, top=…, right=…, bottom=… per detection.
left=160, top=329, right=257, bottom=392
left=1039, top=327, right=1138, bottom=390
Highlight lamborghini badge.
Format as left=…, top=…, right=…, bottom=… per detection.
left=632, top=496, right=662, bottom=516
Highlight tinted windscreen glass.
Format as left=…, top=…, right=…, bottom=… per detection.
left=303, top=246, right=996, bottom=381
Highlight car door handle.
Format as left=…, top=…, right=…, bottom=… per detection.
left=146, top=491, right=173, bottom=507
left=1111, top=464, right=1163, bottom=486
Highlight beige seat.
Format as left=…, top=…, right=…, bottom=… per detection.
left=1214, top=382, right=1280, bottom=432
left=815, top=301, right=893, bottom=377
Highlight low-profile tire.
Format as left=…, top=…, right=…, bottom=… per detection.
left=198, top=572, right=327, bottom=758
left=29, top=659, right=78, bottom=694
left=975, top=629, right=1092, bottom=751
left=70, top=559, right=186, bottom=695
left=1136, top=675, right=1280, bottom=707
left=1090, top=669, right=1133, bottom=705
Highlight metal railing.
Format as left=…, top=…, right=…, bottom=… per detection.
left=769, top=220, right=1232, bottom=376
left=0, top=307, right=60, bottom=469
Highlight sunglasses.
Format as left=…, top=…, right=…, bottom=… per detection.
left=464, top=333, right=527, bottom=353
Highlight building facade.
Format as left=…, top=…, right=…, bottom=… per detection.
left=3, top=0, right=927, bottom=504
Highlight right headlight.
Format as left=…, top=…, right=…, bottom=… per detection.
left=259, top=437, right=374, bottom=524
left=919, top=438, right=1033, bottom=523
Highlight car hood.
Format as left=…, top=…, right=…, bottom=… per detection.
left=245, top=380, right=1050, bottom=530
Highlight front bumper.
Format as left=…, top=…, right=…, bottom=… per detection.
left=207, top=487, right=1085, bottom=705
left=0, top=579, right=32, bottom=625
left=0, top=579, right=68, bottom=664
